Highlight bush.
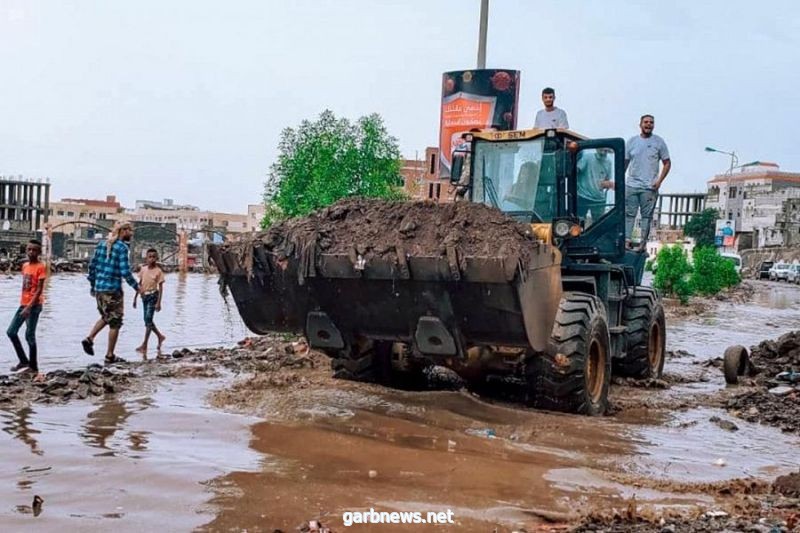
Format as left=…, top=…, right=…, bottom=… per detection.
left=689, top=246, right=741, bottom=295
left=653, top=246, right=693, bottom=304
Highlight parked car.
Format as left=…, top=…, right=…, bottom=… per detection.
left=720, top=252, right=742, bottom=274
left=758, top=261, right=774, bottom=279
left=788, top=264, right=800, bottom=284
left=769, top=263, right=792, bottom=281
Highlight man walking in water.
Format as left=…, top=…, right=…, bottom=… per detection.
left=82, top=221, right=140, bottom=364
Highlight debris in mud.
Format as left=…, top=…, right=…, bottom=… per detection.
left=611, top=377, right=670, bottom=389
left=662, top=281, right=757, bottom=319
left=573, top=473, right=799, bottom=532
left=216, top=198, right=541, bottom=281
left=773, top=470, right=800, bottom=498
left=722, top=331, right=800, bottom=434
left=1, top=334, right=320, bottom=409
left=298, top=519, right=332, bottom=533
left=709, top=415, right=739, bottom=431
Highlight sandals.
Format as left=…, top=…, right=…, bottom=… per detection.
left=104, top=355, right=127, bottom=366
left=82, top=338, right=95, bottom=356
left=10, top=362, right=30, bottom=373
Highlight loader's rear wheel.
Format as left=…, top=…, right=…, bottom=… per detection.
left=527, top=293, right=611, bottom=416
left=616, top=287, right=666, bottom=379
left=330, top=338, right=391, bottom=383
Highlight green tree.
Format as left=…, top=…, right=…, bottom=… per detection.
left=684, top=208, right=719, bottom=247
left=689, top=246, right=741, bottom=295
left=653, top=245, right=693, bottom=304
left=261, top=110, right=405, bottom=228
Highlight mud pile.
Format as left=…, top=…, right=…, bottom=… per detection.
left=573, top=473, right=800, bottom=532
left=725, top=331, right=800, bottom=434
left=0, top=334, right=313, bottom=409
left=250, top=199, right=539, bottom=278
left=749, top=331, right=800, bottom=380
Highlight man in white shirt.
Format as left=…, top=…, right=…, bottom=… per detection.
left=624, top=114, right=671, bottom=250
left=534, top=87, right=569, bottom=129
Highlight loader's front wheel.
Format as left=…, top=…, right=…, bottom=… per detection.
left=615, top=287, right=666, bottom=379
left=330, top=338, right=392, bottom=383
left=526, top=293, right=611, bottom=416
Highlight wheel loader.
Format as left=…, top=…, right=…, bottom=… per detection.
left=209, top=127, right=666, bottom=416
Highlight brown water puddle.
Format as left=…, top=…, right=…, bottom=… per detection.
left=0, top=378, right=260, bottom=531
left=202, top=384, right=800, bottom=532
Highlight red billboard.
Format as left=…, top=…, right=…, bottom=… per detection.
left=439, top=69, right=520, bottom=178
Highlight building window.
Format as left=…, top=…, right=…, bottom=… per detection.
left=57, top=210, right=64, bottom=216
left=729, top=187, right=737, bottom=199
left=728, top=212, right=733, bottom=220
left=67, top=211, right=74, bottom=217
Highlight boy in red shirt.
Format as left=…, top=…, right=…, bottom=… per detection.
left=7, top=240, right=47, bottom=382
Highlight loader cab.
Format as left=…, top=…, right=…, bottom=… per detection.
left=451, top=128, right=627, bottom=264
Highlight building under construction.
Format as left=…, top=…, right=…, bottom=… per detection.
left=0, top=175, right=51, bottom=257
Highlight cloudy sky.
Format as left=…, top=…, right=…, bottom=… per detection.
left=1, top=0, right=798, bottom=213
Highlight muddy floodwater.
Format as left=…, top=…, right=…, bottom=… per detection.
left=0, top=273, right=249, bottom=367
left=1, top=275, right=799, bottom=531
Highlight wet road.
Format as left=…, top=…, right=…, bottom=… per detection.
left=0, top=277, right=799, bottom=531
left=0, top=273, right=248, bottom=368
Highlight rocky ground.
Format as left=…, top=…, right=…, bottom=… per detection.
left=572, top=470, right=800, bottom=532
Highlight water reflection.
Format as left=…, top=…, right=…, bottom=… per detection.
left=81, top=397, right=153, bottom=454
left=1, top=407, right=43, bottom=456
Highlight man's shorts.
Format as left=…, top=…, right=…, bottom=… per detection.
left=96, top=291, right=124, bottom=329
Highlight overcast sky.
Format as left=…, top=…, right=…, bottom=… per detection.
left=1, top=0, right=798, bottom=213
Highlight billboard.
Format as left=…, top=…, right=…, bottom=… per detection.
left=439, top=69, right=520, bottom=178
left=715, top=219, right=735, bottom=247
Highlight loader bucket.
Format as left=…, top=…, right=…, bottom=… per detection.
left=209, top=241, right=562, bottom=356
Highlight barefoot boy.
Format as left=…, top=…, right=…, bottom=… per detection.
left=133, top=249, right=166, bottom=355
left=7, top=240, right=47, bottom=382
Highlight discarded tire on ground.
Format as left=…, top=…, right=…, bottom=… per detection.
left=615, top=287, right=666, bottom=379
left=723, top=345, right=750, bottom=385
left=527, top=293, right=611, bottom=416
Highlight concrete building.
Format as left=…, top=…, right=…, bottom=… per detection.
left=706, top=162, right=800, bottom=248
left=0, top=175, right=51, bottom=232
left=48, top=195, right=124, bottom=234
left=211, top=212, right=249, bottom=234
left=0, top=175, right=51, bottom=258
left=402, top=147, right=455, bottom=202
left=247, top=204, right=266, bottom=231
left=654, top=193, right=706, bottom=230
left=131, top=199, right=249, bottom=235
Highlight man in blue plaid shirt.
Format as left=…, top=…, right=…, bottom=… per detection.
left=82, top=222, right=141, bottom=364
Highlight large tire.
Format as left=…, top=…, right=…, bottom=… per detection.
left=616, top=287, right=666, bottom=379
left=330, top=338, right=392, bottom=383
left=527, top=293, right=611, bottom=416
left=723, top=345, right=749, bottom=385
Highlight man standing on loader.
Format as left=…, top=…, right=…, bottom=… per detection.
left=533, top=87, right=569, bottom=129
left=624, top=114, right=671, bottom=250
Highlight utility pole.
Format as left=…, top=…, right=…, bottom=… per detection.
left=477, top=0, right=489, bottom=69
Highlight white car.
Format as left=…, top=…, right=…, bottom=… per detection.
left=720, top=252, right=742, bottom=274
left=769, top=263, right=792, bottom=281
left=787, top=264, right=800, bottom=284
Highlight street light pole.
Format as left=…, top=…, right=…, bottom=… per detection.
left=477, top=0, right=489, bottom=69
